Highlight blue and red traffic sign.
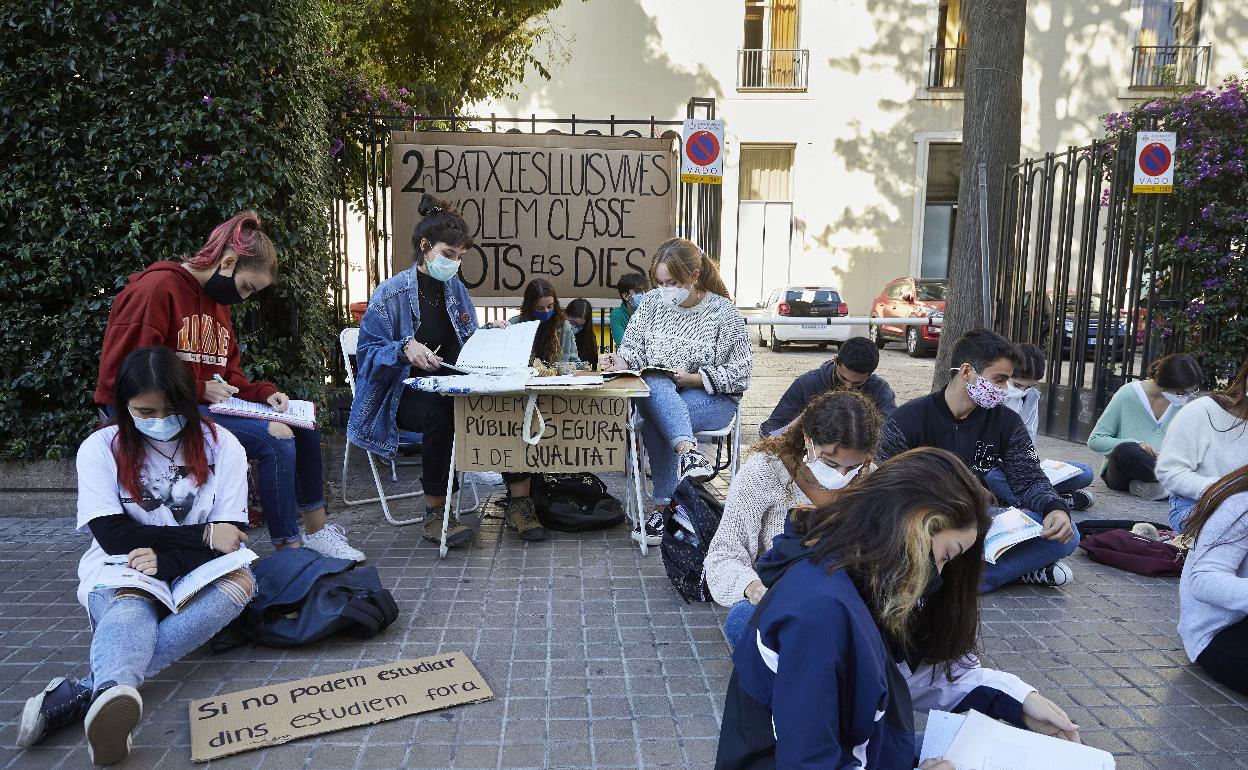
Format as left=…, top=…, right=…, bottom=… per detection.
left=685, top=130, right=720, bottom=167
left=1138, top=142, right=1172, bottom=177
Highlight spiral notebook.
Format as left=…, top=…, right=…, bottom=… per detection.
left=441, top=321, right=540, bottom=375
left=209, top=398, right=317, bottom=429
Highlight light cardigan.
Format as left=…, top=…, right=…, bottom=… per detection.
left=1179, top=492, right=1248, bottom=661
left=616, top=291, right=752, bottom=395
left=1156, top=397, right=1248, bottom=501
left=704, top=452, right=810, bottom=607
left=1087, top=381, right=1181, bottom=470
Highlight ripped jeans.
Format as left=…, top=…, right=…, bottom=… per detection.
left=81, top=569, right=253, bottom=692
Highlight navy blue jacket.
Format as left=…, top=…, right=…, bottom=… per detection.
left=759, top=359, right=897, bottom=438
left=716, top=531, right=1036, bottom=769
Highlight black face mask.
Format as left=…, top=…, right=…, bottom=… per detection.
left=204, top=267, right=246, bottom=305
left=921, top=552, right=944, bottom=600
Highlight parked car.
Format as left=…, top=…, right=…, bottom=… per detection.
left=756, top=286, right=849, bottom=352
left=869, top=277, right=946, bottom=357
left=1020, top=291, right=1130, bottom=361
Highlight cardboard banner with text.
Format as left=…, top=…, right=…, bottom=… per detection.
left=189, top=652, right=492, bottom=762
left=454, top=393, right=628, bottom=473
left=390, top=131, right=678, bottom=298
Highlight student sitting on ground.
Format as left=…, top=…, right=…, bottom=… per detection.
left=609, top=272, right=650, bottom=346
left=758, top=335, right=896, bottom=438
left=18, top=347, right=253, bottom=765
left=878, top=329, right=1079, bottom=590
left=510, top=278, right=579, bottom=365
left=564, top=298, right=599, bottom=369
left=601, top=238, right=752, bottom=547
left=716, top=447, right=1080, bottom=770
left=93, top=210, right=363, bottom=562
left=350, top=194, right=546, bottom=545
left=706, top=390, right=881, bottom=649
left=989, top=342, right=1096, bottom=511
left=1179, top=464, right=1248, bottom=697
left=1088, top=353, right=1202, bottom=500
left=1157, top=360, right=1248, bottom=530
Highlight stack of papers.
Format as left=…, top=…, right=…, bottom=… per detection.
left=921, top=710, right=1115, bottom=769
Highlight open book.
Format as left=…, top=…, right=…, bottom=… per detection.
left=1040, top=458, right=1082, bottom=486
left=601, top=366, right=680, bottom=380
left=441, top=321, right=540, bottom=376
left=209, top=398, right=316, bottom=430
left=983, top=507, right=1043, bottom=564
left=93, top=547, right=257, bottom=613
left=922, top=710, right=1115, bottom=769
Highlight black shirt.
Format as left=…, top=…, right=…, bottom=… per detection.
left=413, top=269, right=462, bottom=369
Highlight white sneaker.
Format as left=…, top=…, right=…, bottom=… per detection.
left=304, top=524, right=366, bottom=563
left=1015, top=560, right=1074, bottom=587
left=84, top=685, right=142, bottom=766
left=1129, top=480, right=1168, bottom=501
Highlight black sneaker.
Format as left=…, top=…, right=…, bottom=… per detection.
left=422, top=505, right=474, bottom=547
left=84, top=683, right=142, bottom=766
left=678, top=450, right=714, bottom=482
left=1063, top=490, right=1096, bottom=511
left=632, top=509, right=666, bottom=547
left=1015, top=561, right=1074, bottom=587
left=17, top=676, right=92, bottom=748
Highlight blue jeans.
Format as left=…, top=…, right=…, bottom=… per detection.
left=1169, top=494, right=1197, bottom=532
left=82, top=573, right=252, bottom=691
left=983, top=462, right=1094, bottom=506
left=980, top=508, right=1081, bottom=593
left=723, top=600, right=754, bottom=651
left=204, top=409, right=326, bottom=545
left=636, top=374, right=738, bottom=504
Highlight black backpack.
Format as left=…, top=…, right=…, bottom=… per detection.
left=660, top=478, right=725, bottom=602
left=212, top=548, right=399, bottom=650
left=530, top=473, right=627, bottom=532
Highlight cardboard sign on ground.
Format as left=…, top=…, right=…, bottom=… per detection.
left=188, top=652, right=492, bottom=762
left=454, top=393, right=628, bottom=473
left=390, top=131, right=678, bottom=298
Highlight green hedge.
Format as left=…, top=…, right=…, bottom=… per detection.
left=0, top=2, right=336, bottom=460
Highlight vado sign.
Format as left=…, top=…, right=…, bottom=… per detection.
left=680, top=118, right=724, bottom=184
left=390, top=131, right=678, bottom=298
left=189, top=652, right=492, bottom=762
left=1133, top=131, right=1176, bottom=194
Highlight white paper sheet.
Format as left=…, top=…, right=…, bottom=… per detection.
left=919, top=710, right=966, bottom=762
left=943, top=710, right=1115, bottom=770
left=450, top=321, right=540, bottom=373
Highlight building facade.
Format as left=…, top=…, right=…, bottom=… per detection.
left=471, top=0, right=1248, bottom=311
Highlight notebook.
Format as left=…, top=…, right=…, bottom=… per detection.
left=93, top=547, right=258, bottom=613
left=1041, top=458, right=1082, bottom=486
left=983, top=507, right=1044, bottom=564
left=441, top=321, right=540, bottom=375
left=209, top=398, right=317, bottom=429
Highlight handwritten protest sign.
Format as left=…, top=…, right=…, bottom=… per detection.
left=454, top=393, right=628, bottom=473
left=390, top=131, right=678, bottom=298
left=189, top=652, right=492, bottom=762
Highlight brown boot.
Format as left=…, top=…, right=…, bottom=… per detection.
left=504, top=497, right=548, bottom=541
left=423, top=505, right=474, bottom=547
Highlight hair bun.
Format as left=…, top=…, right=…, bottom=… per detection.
left=418, top=193, right=457, bottom=218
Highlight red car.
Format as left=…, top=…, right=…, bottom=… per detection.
left=869, top=277, right=947, bottom=357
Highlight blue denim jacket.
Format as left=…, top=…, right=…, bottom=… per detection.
left=346, top=268, right=478, bottom=458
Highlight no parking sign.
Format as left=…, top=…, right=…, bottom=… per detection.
left=680, top=119, right=724, bottom=185
left=1133, top=131, right=1176, bottom=194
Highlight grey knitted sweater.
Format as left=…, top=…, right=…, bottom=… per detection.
left=616, top=292, right=752, bottom=395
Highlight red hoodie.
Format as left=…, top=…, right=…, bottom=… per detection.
left=94, top=261, right=278, bottom=406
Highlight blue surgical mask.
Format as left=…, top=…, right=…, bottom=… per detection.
left=426, top=254, right=460, bottom=282
left=533, top=308, right=555, bottom=322
left=569, top=323, right=584, bottom=335
left=130, top=412, right=187, bottom=442
left=627, top=294, right=642, bottom=310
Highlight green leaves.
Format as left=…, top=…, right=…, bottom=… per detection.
left=0, top=0, right=337, bottom=459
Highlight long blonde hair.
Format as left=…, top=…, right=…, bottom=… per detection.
left=651, top=238, right=731, bottom=300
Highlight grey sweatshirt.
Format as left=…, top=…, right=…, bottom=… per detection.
left=1179, top=491, right=1248, bottom=661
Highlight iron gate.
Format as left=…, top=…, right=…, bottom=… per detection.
left=994, top=136, right=1192, bottom=442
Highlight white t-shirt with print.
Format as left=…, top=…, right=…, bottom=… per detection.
left=75, top=424, right=248, bottom=608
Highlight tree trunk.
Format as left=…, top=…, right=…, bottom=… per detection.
left=931, top=0, right=1027, bottom=389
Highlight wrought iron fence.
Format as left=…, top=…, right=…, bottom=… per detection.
left=737, top=49, right=810, bottom=91
left=995, top=137, right=1191, bottom=441
left=1131, top=45, right=1211, bottom=88
left=927, top=46, right=966, bottom=90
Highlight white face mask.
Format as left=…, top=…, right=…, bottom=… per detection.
left=654, top=285, right=691, bottom=307
left=1162, top=391, right=1194, bottom=407
left=804, top=441, right=862, bottom=490
left=1005, top=382, right=1033, bottom=400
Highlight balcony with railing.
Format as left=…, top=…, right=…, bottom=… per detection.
left=737, top=48, right=810, bottom=91
left=926, top=46, right=966, bottom=90
left=1131, top=45, right=1211, bottom=88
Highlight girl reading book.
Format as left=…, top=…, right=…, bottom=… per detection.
left=601, top=238, right=752, bottom=546
left=704, top=390, right=881, bottom=649
left=716, top=447, right=1081, bottom=769
left=510, top=278, right=579, bottom=365
left=349, top=194, right=547, bottom=544
left=92, top=211, right=363, bottom=562
left=18, top=347, right=254, bottom=765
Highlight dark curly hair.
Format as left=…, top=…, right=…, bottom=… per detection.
left=411, top=193, right=473, bottom=264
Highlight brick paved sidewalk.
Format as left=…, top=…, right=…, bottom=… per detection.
left=1, top=347, right=1245, bottom=769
